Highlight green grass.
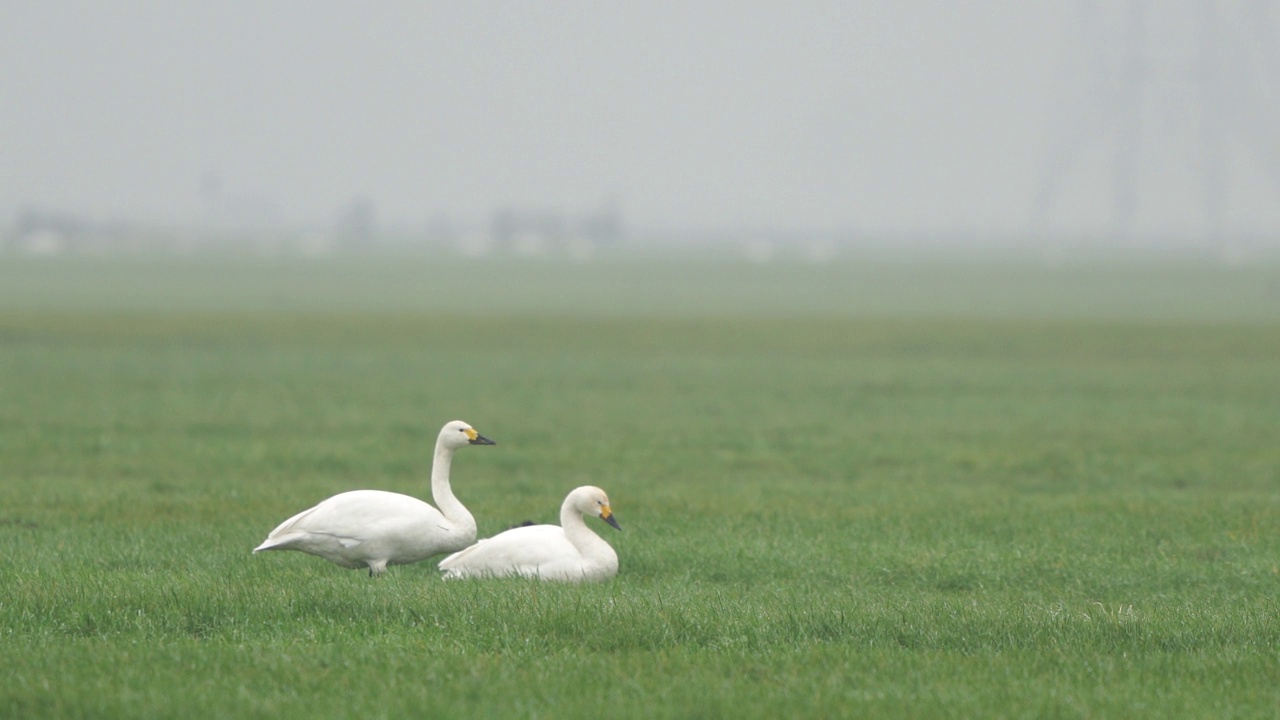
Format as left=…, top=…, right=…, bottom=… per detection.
left=1, top=254, right=1279, bottom=718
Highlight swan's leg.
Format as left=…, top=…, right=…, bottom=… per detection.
left=367, top=559, right=388, bottom=577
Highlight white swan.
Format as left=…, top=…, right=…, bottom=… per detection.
left=439, top=485, right=621, bottom=582
left=253, top=420, right=495, bottom=576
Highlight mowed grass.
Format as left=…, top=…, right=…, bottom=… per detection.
left=1, top=254, right=1279, bottom=718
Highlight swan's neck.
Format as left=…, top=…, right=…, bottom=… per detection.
left=431, top=443, right=475, bottom=534
left=560, top=502, right=616, bottom=564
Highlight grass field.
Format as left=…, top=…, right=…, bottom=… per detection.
left=2, top=252, right=1279, bottom=718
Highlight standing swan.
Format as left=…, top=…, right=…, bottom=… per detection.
left=439, top=485, right=621, bottom=582
left=253, top=420, right=495, bottom=576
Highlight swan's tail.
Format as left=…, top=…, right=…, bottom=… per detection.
left=252, top=534, right=302, bottom=553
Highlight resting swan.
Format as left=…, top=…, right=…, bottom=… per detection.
left=253, top=420, right=495, bottom=576
left=439, top=485, right=621, bottom=582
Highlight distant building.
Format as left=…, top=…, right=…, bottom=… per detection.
left=335, top=197, right=377, bottom=249
left=7, top=207, right=98, bottom=254
left=485, top=202, right=625, bottom=257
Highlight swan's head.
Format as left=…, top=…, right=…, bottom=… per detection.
left=438, top=420, right=496, bottom=450
left=573, top=485, right=621, bottom=531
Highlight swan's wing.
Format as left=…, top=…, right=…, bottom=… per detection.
left=258, top=490, right=444, bottom=549
left=439, top=525, right=577, bottom=575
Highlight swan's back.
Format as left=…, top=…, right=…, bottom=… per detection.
left=258, top=490, right=443, bottom=542
left=438, top=525, right=576, bottom=577
left=253, top=490, right=454, bottom=565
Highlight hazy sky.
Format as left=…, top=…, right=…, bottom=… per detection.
left=3, top=1, right=1279, bottom=240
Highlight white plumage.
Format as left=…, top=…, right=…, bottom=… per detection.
left=253, top=420, right=495, bottom=576
left=439, top=485, right=621, bottom=582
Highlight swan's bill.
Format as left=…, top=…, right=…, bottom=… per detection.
left=464, top=428, right=496, bottom=445
left=602, top=506, right=622, bottom=531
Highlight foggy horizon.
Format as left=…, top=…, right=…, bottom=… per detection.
left=4, top=1, right=1280, bottom=247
